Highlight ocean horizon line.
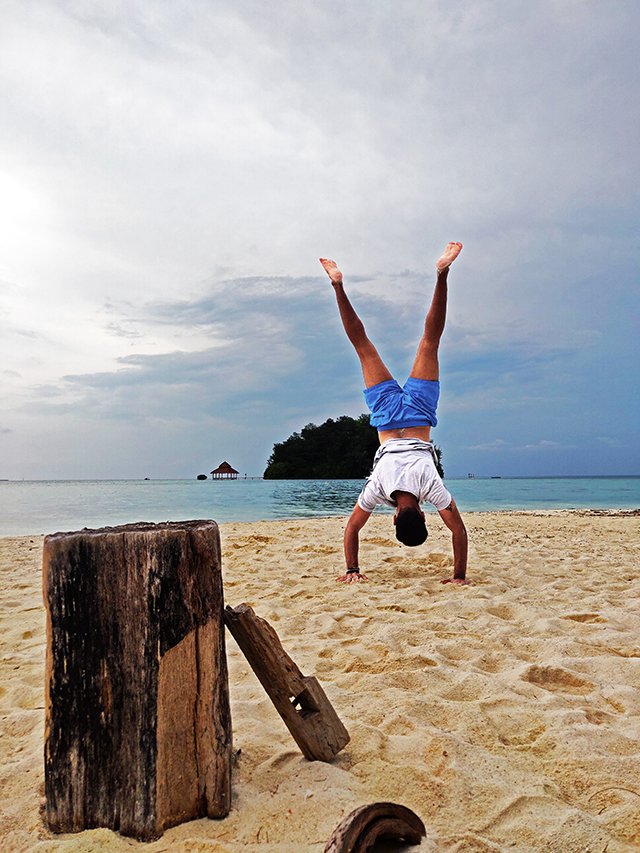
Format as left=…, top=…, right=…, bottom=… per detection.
left=1, top=474, right=639, bottom=483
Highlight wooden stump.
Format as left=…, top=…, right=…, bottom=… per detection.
left=224, top=603, right=349, bottom=762
left=43, top=520, right=232, bottom=841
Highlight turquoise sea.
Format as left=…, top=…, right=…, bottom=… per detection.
left=0, top=477, right=638, bottom=536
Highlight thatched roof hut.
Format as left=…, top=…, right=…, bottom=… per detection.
left=210, top=461, right=239, bottom=480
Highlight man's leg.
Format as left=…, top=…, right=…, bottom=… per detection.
left=409, top=242, right=462, bottom=380
left=320, top=258, right=392, bottom=388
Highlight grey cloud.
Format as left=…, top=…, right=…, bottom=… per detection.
left=103, top=321, right=143, bottom=339
left=2, top=2, right=638, bottom=478
left=95, top=269, right=616, bottom=430
left=21, top=272, right=369, bottom=448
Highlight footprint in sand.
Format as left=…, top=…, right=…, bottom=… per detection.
left=562, top=612, right=606, bottom=623
left=379, top=710, right=417, bottom=735
left=472, top=653, right=505, bottom=674
left=486, top=604, right=515, bottom=621
left=426, top=553, right=453, bottom=567
left=294, top=544, right=338, bottom=554
left=481, top=700, right=546, bottom=746
left=522, top=664, right=595, bottom=694
left=480, top=794, right=582, bottom=845
left=344, top=653, right=438, bottom=676
left=440, top=676, right=488, bottom=702
left=584, top=708, right=613, bottom=725
left=367, top=537, right=397, bottom=546
left=231, top=535, right=275, bottom=549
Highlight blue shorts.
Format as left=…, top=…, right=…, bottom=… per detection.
left=364, top=377, right=440, bottom=430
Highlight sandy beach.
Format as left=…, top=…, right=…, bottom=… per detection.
left=1, top=510, right=639, bottom=852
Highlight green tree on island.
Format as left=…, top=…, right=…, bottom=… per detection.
left=264, top=415, right=444, bottom=479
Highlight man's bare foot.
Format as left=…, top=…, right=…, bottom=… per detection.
left=441, top=576, right=470, bottom=585
left=319, top=257, right=343, bottom=285
left=436, top=242, right=463, bottom=272
left=337, top=571, right=369, bottom=583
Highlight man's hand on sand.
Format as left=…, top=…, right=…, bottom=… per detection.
left=337, top=570, right=369, bottom=583
left=441, top=577, right=470, bottom=586
left=436, top=242, right=463, bottom=272
left=319, top=258, right=343, bottom=285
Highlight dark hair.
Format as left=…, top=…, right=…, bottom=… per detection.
left=395, top=507, right=428, bottom=546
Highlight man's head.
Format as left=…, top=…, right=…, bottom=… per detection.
left=393, top=492, right=428, bottom=546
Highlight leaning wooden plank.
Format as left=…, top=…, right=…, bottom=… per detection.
left=224, top=603, right=349, bottom=762
left=43, top=520, right=232, bottom=841
left=324, top=802, right=427, bottom=852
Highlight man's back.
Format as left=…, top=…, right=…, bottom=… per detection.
left=358, top=439, right=452, bottom=513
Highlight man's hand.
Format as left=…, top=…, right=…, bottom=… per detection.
left=437, top=497, right=468, bottom=583
left=343, top=503, right=371, bottom=573
left=337, top=570, right=369, bottom=583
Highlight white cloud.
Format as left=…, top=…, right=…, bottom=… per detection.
left=522, top=440, right=563, bottom=451
left=466, top=438, right=569, bottom=452
left=465, top=438, right=509, bottom=452
left=596, top=436, right=625, bottom=449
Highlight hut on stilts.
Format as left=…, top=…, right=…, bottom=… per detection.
left=210, top=461, right=239, bottom=480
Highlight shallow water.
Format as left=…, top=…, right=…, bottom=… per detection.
left=0, top=476, right=638, bottom=536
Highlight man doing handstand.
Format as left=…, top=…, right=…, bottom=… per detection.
left=320, top=242, right=468, bottom=585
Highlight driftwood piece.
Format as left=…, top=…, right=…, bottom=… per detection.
left=224, top=603, right=349, bottom=761
left=324, top=802, right=427, bottom=852
left=43, top=520, right=232, bottom=841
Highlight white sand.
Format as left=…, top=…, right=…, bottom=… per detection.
left=1, top=511, right=639, bottom=851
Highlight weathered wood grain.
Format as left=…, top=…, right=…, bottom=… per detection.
left=224, top=603, right=350, bottom=762
left=324, top=802, right=427, bottom=852
left=43, top=520, right=232, bottom=840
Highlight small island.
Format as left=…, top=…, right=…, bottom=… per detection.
left=263, top=414, right=443, bottom=479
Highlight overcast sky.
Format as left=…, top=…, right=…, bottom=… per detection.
left=1, top=0, right=638, bottom=479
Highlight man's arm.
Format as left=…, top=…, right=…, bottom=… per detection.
left=437, top=497, right=469, bottom=584
left=339, top=503, right=371, bottom=583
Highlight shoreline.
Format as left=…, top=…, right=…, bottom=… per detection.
left=2, top=512, right=639, bottom=850
left=1, top=507, right=638, bottom=541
